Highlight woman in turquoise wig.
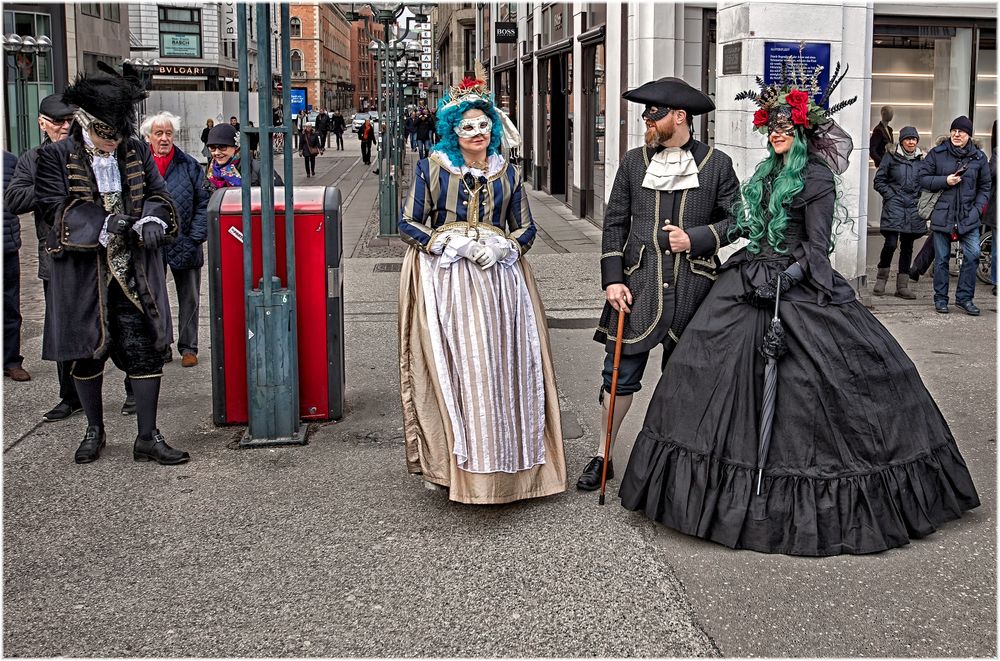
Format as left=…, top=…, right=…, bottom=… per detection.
left=619, top=59, right=980, bottom=556
left=396, top=71, right=567, bottom=506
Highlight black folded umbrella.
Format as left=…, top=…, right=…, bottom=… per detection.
left=756, top=276, right=788, bottom=495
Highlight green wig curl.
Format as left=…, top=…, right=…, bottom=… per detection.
left=730, top=131, right=810, bottom=255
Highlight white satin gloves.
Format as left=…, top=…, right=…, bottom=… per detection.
left=429, top=233, right=520, bottom=270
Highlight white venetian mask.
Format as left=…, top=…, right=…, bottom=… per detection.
left=454, top=115, right=493, bottom=138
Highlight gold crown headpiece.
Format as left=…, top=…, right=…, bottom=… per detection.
left=441, top=60, right=493, bottom=110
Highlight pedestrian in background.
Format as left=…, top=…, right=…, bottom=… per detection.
left=206, top=123, right=283, bottom=188
left=300, top=123, right=321, bottom=177
left=246, top=119, right=260, bottom=159
left=331, top=110, right=346, bottom=150
left=405, top=111, right=416, bottom=151
left=2, top=149, right=28, bottom=382
left=229, top=115, right=239, bottom=131
left=869, top=105, right=894, bottom=166
left=200, top=118, right=214, bottom=163
left=872, top=125, right=924, bottom=299
left=414, top=109, right=433, bottom=159
left=5, top=94, right=83, bottom=415
left=985, top=120, right=997, bottom=295
left=358, top=117, right=375, bottom=165
left=142, top=110, right=209, bottom=368
left=315, top=108, right=330, bottom=149
left=919, top=115, right=991, bottom=315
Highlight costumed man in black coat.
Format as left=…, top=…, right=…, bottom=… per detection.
left=577, top=77, right=740, bottom=490
left=35, top=68, right=190, bottom=465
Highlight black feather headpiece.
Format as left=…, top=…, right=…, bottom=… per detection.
left=62, top=64, right=147, bottom=140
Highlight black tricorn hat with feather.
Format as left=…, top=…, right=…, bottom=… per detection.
left=62, top=61, right=148, bottom=139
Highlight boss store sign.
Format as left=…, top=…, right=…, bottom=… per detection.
left=495, top=22, right=517, bottom=44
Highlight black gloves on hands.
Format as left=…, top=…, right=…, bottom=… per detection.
left=107, top=214, right=138, bottom=236
left=140, top=221, right=165, bottom=249
left=744, top=272, right=794, bottom=310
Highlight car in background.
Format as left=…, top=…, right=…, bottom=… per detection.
left=352, top=111, right=380, bottom=133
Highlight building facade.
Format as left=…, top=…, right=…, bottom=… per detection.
left=473, top=1, right=997, bottom=286
left=348, top=8, right=384, bottom=113
left=289, top=4, right=352, bottom=115
left=127, top=2, right=277, bottom=156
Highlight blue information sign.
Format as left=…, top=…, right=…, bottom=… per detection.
left=290, top=88, right=307, bottom=117
left=763, top=42, right=831, bottom=106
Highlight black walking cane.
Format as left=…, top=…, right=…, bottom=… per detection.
left=599, top=309, right=627, bottom=505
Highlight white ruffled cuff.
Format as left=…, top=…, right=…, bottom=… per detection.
left=132, top=216, right=168, bottom=237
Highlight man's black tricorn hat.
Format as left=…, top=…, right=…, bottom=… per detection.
left=622, top=76, right=715, bottom=116
left=61, top=62, right=147, bottom=139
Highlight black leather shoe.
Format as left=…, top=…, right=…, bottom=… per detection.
left=956, top=300, right=981, bottom=316
left=43, top=400, right=83, bottom=422
left=935, top=300, right=950, bottom=314
left=576, top=456, right=614, bottom=491
left=133, top=430, right=190, bottom=465
left=908, top=269, right=920, bottom=283
left=74, top=425, right=106, bottom=464
left=121, top=392, right=136, bottom=416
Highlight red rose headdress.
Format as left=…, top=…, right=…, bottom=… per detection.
left=736, top=43, right=857, bottom=173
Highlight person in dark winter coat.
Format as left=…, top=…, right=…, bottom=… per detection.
left=331, top=110, right=346, bottom=150
left=35, top=68, right=190, bottom=466
left=405, top=111, right=417, bottom=151
left=919, top=115, right=992, bottom=315
left=299, top=124, right=322, bottom=177
left=2, top=150, right=28, bottom=383
left=984, top=120, right=997, bottom=293
left=5, top=94, right=83, bottom=410
left=142, top=111, right=210, bottom=368
left=200, top=118, right=214, bottom=162
left=872, top=125, right=924, bottom=299
left=414, top=111, right=434, bottom=159
left=315, top=109, right=330, bottom=149
left=205, top=123, right=283, bottom=188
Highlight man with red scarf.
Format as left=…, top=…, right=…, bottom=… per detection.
left=141, top=111, right=210, bottom=368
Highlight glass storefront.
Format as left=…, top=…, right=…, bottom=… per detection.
left=868, top=19, right=997, bottom=228
left=3, top=9, right=56, bottom=154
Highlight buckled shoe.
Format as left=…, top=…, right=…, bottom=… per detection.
left=74, top=425, right=106, bottom=464
left=133, top=430, right=190, bottom=465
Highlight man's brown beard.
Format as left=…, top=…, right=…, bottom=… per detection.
left=644, top=121, right=674, bottom=148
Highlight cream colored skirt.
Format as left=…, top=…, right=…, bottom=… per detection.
left=398, top=248, right=567, bottom=504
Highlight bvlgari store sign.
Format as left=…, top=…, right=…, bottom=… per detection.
left=157, top=65, right=209, bottom=76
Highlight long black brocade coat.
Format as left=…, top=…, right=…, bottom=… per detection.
left=35, top=128, right=178, bottom=362
left=595, top=140, right=740, bottom=355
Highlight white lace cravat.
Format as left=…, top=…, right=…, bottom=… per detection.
left=642, top=146, right=699, bottom=191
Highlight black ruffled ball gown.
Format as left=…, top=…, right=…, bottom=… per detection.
left=618, top=160, right=980, bottom=556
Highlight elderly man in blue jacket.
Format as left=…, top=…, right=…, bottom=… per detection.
left=920, top=115, right=992, bottom=315
left=141, top=111, right=210, bottom=366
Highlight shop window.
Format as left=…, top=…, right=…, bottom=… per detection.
left=290, top=17, right=301, bottom=38
left=158, top=6, right=201, bottom=58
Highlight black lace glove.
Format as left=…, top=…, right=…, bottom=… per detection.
left=106, top=213, right=138, bottom=237
left=744, top=272, right=793, bottom=309
left=140, top=221, right=165, bottom=249
left=744, top=262, right=806, bottom=309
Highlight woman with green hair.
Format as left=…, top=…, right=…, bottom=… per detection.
left=619, top=62, right=979, bottom=555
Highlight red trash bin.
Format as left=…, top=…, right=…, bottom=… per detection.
left=207, top=186, right=345, bottom=425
